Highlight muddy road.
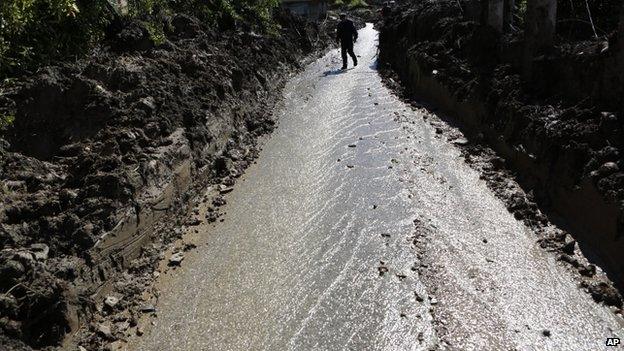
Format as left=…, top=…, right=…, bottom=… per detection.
left=128, top=25, right=623, bottom=351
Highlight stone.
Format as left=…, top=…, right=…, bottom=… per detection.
left=105, top=296, right=120, bottom=308
left=30, top=243, right=49, bottom=261
left=219, top=184, right=233, bottom=194
left=561, top=240, right=576, bottom=255
left=97, top=323, right=113, bottom=339
left=169, top=252, right=184, bottom=266
left=599, top=162, right=619, bottom=176
left=452, top=137, right=469, bottom=146
left=140, top=96, right=156, bottom=111
left=140, top=304, right=157, bottom=313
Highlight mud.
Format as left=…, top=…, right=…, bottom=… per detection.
left=379, top=0, right=624, bottom=298
left=0, top=12, right=335, bottom=349
left=124, top=24, right=623, bottom=351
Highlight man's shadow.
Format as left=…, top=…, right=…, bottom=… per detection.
left=322, top=68, right=354, bottom=77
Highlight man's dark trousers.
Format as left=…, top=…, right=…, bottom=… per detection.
left=341, top=40, right=357, bottom=69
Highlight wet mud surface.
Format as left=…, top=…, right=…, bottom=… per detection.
left=127, top=25, right=624, bottom=351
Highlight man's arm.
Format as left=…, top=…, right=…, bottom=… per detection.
left=336, top=23, right=343, bottom=42
left=351, top=22, right=358, bottom=42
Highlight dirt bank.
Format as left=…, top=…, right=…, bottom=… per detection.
left=379, top=1, right=624, bottom=296
left=0, top=12, right=334, bottom=349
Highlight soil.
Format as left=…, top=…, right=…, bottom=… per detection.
left=378, top=0, right=624, bottom=306
left=0, top=11, right=335, bottom=350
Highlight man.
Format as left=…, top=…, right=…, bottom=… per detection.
left=336, top=13, right=358, bottom=70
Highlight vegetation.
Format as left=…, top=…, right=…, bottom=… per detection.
left=331, top=0, right=369, bottom=9
left=0, top=113, right=14, bottom=130
left=0, top=0, right=280, bottom=79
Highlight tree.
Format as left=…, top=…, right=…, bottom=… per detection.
left=522, top=0, right=557, bottom=78
left=487, top=0, right=505, bottom=32
left=503, top=0, right=514, bottom=31
left=524, top=0, right=557, bottom=51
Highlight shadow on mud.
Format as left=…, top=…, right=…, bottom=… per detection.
left=322, top=68, right=351, bottom=76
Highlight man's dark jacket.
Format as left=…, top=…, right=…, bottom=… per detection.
left=336, top=19, right=358, bottom=44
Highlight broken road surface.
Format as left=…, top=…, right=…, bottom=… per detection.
left=129, top=25, right=624, bottom=351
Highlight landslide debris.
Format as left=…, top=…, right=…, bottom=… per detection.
left=0, top=11, right=334, bottom=349
left=379, top=0, right=624, bottom=302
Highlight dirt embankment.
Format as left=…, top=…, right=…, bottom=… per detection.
left=0, top=12, right=334, bottom=350
left=379, top=1, right=624, bottom=294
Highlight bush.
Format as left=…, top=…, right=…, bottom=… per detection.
left=0, top=0, right=281, bottom=79
left=0, top=113, right=15, bottom=130
left=0, top=0, right=111, bottom=78
left=348, top=0, right=368, bottom=9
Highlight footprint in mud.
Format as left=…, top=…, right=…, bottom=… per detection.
left=378, top=260, right=389, bottom=276
left=380, top=233, right=391, bottom=246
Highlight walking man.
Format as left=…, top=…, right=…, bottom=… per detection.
left=336, top=13, right=358, bottom=70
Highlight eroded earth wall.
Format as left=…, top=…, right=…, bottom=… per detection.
left=379, top=1, right=624, bottom=291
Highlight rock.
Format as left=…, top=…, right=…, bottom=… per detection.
left=183, top=243, right=197, bottom=251
left=136, top=326, right=144, bottom=336
left=30, top=243, right=49, bottom=261
left=104, top=296, right=120, bottom=309
left=185, top=218, right=201, bottom=226
left=219, top=184, right=233, bottom=194
left=561, top=240, right=576, bottom=255
left=414, top=292, right=424, bottom=302
left=542, top=329, right=551, bottom=337
left=586, top=281, right=623, bottom=307
left=14, top=251, right=35, bottom=265
left=79, top=346, right=88, bottom=351
left=60, top=189, right=78, bottom=201
left=140, top=96, right=156, bottom=111
left=578, top=264, right=596, bottom=277
left=212, top=196, right=226, bottom=207
left=599, top=162, right=619, bottom=175
left=97, top=323, right=114, bottom=339
left=4, top=180, right=26, bottom=190
left=115, top=321, right=130, bottom=331
left=0, top=294, right=19, bottom=318
left=139, top=304, right=157, bottom=313
left=108, top=340, right=125, bottom=351
left=348, top=144, right=357, bottom=148
left=169, top=252, right=184, bottom=266
left=451, top=137, right=469, bottom=146
left=228, top=149, right=244, bottom=161
left=378, top=266, right=388, bottom=276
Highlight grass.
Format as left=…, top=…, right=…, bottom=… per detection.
left=0, top=113, right=15, bottom=130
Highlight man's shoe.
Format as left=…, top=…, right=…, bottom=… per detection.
left=354, top=61, right=358, bottom=66
left=341, top=66, right=348, bottom=70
